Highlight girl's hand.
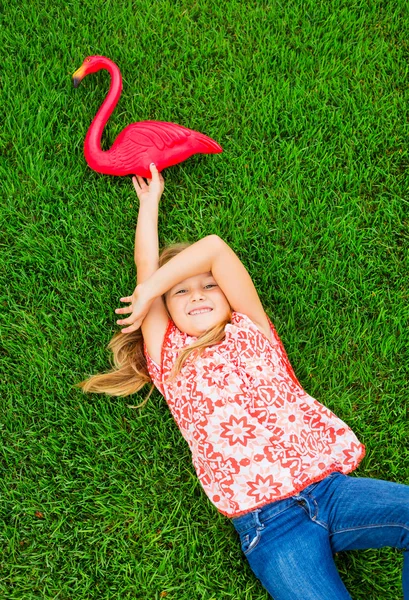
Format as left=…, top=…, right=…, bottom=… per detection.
left=132, top=163, right=164, bottom=204
left=115, top=284, right=154, bottom=334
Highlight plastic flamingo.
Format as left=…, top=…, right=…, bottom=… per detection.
left=72, top=56, right=222, bottom=178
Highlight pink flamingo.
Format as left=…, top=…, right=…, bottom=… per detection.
left=72, top=56, right=222, bottom=178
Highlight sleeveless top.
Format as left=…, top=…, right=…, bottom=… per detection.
left=143, top=311, right=365, bottom=518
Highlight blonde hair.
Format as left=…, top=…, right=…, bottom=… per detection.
left=75, top=241, right=232, bottom=407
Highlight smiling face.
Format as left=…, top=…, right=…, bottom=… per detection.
left=164, top=272, right=232, bottom=336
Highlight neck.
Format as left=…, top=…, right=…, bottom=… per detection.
left=84, top=59, right=122, bottom=165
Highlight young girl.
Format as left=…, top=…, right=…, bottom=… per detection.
left=78, top=164, right=409, bottom=599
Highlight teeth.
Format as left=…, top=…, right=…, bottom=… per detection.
left=189, top=308, right=212, bottom=315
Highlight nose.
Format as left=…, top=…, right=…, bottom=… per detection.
left=190, top=288, right=207, bottom=301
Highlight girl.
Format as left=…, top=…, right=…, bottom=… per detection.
left=78, top=164, right=409, bottom=599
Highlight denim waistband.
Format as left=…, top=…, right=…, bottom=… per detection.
left=231, top=496, right=296, bottom=534
left=231, top=472, right=343, bottom=534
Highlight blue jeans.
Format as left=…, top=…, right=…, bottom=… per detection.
left=232, top=472, right=409, bottom=599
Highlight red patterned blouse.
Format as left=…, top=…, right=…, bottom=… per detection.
left=143, top=311, right=365, bottom=518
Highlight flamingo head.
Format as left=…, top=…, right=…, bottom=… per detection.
left=72, top=56, right=111, bottom=88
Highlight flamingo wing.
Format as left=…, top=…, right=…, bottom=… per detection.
left=107, top=121, right=222, bottom=178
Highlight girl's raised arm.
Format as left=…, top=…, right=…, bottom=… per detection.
left=133, top=163, right=164, bottom=282
left=129, top=163, right=170, bottom=361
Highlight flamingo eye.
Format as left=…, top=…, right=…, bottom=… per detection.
left=85, top=58, right=91, bottom=63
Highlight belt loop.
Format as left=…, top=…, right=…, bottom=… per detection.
left=311, top=497, right=318, bottom=521
left=254, top=508, right=265, bottom=529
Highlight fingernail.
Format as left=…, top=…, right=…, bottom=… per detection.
left=150, top=162, right=155, bottom=167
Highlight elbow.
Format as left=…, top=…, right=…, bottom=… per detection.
left=205, top=235, right=226, bottom=264
left=205, top=235, right=227, bottom=252
left=206, top=234, right=224, bottom=245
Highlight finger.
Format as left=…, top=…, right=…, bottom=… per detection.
left=133, top=178, right=146, bottom=195
left=149, top=162, right=158, bottom=178
left=137, top=175, right=147, bottom=188
left=120, top=322, right=141, bottom=334
left=116, top=313, right=135, bottom=325
left=115, top=306, right=132, bottom=315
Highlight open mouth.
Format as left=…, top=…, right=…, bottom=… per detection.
left=189, top=308, right=213, bottom=316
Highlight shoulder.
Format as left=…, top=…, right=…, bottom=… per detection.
left=231, top=311, right=273, bottom=343
left=143, top=317, right=190, bottom=370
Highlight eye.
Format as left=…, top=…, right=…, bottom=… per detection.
left=175, top=284, right=216, bottom=294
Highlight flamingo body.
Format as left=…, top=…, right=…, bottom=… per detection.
left=73, top=56, right=222, bottom=178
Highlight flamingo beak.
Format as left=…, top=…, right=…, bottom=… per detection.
left=72, top=65, right=86, bottom=88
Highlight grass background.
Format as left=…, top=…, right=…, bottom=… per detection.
left=1, top=0, right=409, bottom=597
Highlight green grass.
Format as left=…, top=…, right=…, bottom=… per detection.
left=1, top=0, right=409, bottom=597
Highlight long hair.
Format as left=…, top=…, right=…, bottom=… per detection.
left=75, top=241, right=232, bottom=407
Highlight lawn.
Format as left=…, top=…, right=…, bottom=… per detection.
left=1, top=0, right=409, bottom=598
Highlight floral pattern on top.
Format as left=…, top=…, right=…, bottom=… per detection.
left=144, top=311, right=365, bottom=518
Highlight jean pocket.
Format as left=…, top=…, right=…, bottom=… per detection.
left=240, top=527, right=261, bottom=556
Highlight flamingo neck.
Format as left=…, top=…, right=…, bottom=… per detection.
left=84, top=60, right=122, bottom=159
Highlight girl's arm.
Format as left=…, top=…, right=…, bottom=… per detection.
left=141, top=234, right=221, bottom=299
left=116, top=234, right=271, bottom=341
left=132, top=164, right=164, bottom=283
left=116, top=235, right=222, bottom=332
